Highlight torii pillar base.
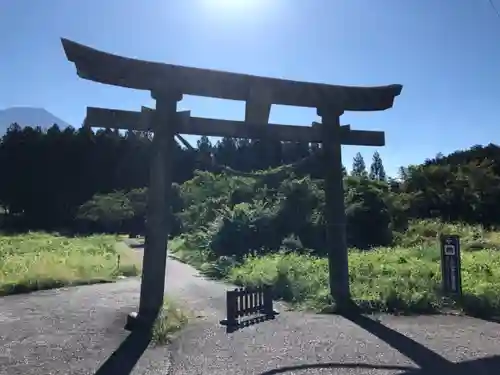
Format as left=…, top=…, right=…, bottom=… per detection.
left=125, top=311, right=156, bottom=332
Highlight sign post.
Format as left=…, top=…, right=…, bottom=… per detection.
left=440, top=235, right=462, bottom=297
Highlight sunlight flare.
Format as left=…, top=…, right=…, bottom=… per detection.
left=203, top=0, right=263, bottom=12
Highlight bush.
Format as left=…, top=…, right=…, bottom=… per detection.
left=177, top=173, right=407, bottom=262
left=77, top=172, right=411, bottom=254
left=77, top=185, right=183, bottom=236
left=77, top=191, right=135, bottom=233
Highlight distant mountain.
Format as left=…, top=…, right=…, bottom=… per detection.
left=0, top=107, right=71, bottom=136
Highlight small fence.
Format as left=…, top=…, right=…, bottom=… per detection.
left=220, top=285, right=279, bottom=333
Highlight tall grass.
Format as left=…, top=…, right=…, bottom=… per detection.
left=228, top=246, right=500, bottom=316
left=152, top=297, right=189, bottom=345
left=0, top=232, right=141, bottom=296
left=172, top=219, right=500, bottom=317
left=396, top=219, right=500, bottom=251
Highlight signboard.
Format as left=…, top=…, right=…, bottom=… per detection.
left=440, top=235, right=462, bottom=296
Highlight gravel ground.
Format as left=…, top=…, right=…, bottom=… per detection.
left=1, top=241, right=500, bottom=375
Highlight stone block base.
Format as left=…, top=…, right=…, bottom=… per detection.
left=125, top=311, right=155, bottom=332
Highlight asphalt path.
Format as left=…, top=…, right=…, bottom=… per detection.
left=166, top=260, right=500, bottom=374
left=1, top=241, right=500, bottom=374
left=0, top=278, right=173, bottom=375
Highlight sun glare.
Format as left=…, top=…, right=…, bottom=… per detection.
left=203, top=0, right=262, bottom=12
left=198, top=0, right=279, bottom=27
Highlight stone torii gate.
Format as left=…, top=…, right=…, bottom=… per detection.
left=61, top=38, right=402, bottom=329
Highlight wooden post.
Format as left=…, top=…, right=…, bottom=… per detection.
left=263, top=285, right=275, bottom=318
left=136, top=90, right=181, bottom=325
left=318, top=107, right=351, bottom=308
left=226, top=290, right=237, bottom=327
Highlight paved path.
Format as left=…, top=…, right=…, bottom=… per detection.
left=0, top=278, right=175, bottom=375
left=165, top=259, right=500, bottom=375
left=131, top=241, right=500, bottom=374
left=1, top=241, right=500, bottom=374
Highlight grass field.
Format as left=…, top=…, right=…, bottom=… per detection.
left=228, top=247, right=500, bottom=316
left=0, top=232, right=141, bottom=296
left=171, top=220, right=500, bottom=318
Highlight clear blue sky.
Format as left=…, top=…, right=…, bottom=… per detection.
left=2, top=0, right=500, bottom=177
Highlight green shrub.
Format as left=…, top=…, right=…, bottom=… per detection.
left=77, top=191, right=135, bottom=233
left=77, top=185, right=183, bottom=235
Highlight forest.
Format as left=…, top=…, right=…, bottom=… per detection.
left=2, top=122, right=500, bottom=314
left=2, top=122, right=500, bottom=235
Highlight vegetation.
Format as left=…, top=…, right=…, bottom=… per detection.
left=171, top=215, right=500, bottom=317
left=0, top=124, right=314, bottom=233
left=225, top=223, right=500, bottom=317
left=3, top=123, right=500, bottom=317
left=0, top=232, right=141, bottom=296
left=152, top=296, right=189, bottom=345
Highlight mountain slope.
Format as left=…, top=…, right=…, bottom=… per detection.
left=0, top=107, right=71, bottom=136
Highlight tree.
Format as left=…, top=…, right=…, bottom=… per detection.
left=5, top=116, right=500, bottom=236
left=398, top=166, right=408, bottom=182
left=76, top=191, right=134, bottom=232
left=351, top=152, right=367, bottom=177
left=196, top=136, right=214, bottom=170
left=369, top=151, right=387, bottom=181
left=215, top=137, right=238, bottom=167
left=344, top=176, right=393, bottom=249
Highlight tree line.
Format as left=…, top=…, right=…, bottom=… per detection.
left=1, top=122, right=500, bottom=233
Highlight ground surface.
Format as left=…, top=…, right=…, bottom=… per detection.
left=166, top=258, right=500, bottom=375
left=0, top=279, right=173, bottom=375
left=0, top=243, right=169, bottom=375
left=1, top=241, right=500, bottom=374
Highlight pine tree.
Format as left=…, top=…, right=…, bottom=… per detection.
left=351, top=152, right=367, bottom=177
left=197, top=136, right=213, bottom=154
left=369, top=151, right=387, bottom=181
left=398, top=166, right=408, bottom=182
left=196, top=136, right=214, bottom=169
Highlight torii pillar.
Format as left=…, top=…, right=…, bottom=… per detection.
left=318, top=105, right=351, bottom=308
left=129, top=91, right=182, bottom=328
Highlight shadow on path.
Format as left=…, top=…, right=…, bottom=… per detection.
left=343, top=313, right=452, bottom=371
left=94, top=329, right=152, bottom=375
left=123, top=238, right=145, bottom=249
left=260, top=362, right=418, bottom=374
left=262, top=312, right=500, bottom=374
left=127, top=243, right=145, bottom=249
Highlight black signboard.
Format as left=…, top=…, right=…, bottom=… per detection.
left=440, top=235, right=462, bottom=296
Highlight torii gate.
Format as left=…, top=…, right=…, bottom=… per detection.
left=61, top=38, right=402, bottom=330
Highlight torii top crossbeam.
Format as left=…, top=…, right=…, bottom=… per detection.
left=61, top=38, right=402, bottom=112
